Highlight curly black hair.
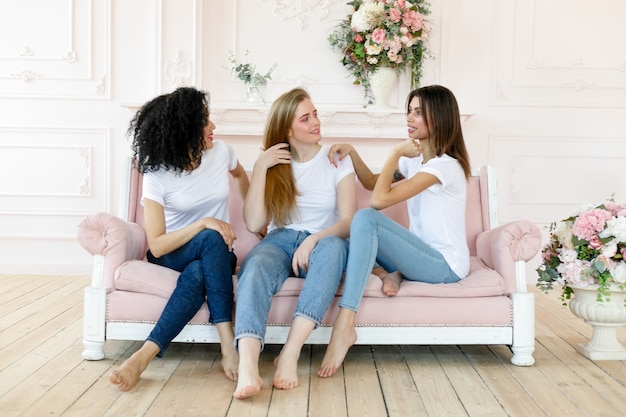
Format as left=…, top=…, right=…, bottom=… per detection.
left=129, top=87, right=210, bottom=173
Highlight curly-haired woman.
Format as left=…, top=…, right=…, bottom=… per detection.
left=109, top=87, right=249, bottom=391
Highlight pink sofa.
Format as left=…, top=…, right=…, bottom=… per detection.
left=78, top=164, right=541, bottom=366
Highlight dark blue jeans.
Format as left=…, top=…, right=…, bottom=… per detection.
left=146, top=229, right=237, bottom=356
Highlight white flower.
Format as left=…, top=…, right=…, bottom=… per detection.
left=553, top=220, right=574, bottom=249
left=557, top=258, right=591, bottom=285
left=600, top=216, right=626, bottom=242
left=350, top=1, right=384, bottom=32
left=350, top=8, right=372, bottom=32
left=610, top=261, right=626, bottom=283
left=365, top=39, right=383, bottom=55
left=558, top=249, right=578, bottom=263
left=600, top=241, right=618, bottom=258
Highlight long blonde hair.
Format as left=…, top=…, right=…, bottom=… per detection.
left=263, top=88, right=309, bottom=226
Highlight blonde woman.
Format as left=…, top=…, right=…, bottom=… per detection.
left=233, top=88, right=356, bottom=399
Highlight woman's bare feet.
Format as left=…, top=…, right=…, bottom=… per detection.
left=317, top=309, right=357, bottom=378
left=221, top=349, right=239, bottom=381
left=233, top=338, right=263, bottom=399
left=381, top=271, right=402, bottom=297
left=273, top=350, right=299, bottom=390
left=372, top=267, right=402, bottom=297
left=109, top=341, right=159, bottom=391
left=216, top=322, right=239, bottom=381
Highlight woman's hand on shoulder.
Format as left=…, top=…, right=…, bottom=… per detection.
left=203, top=218, right=237, bottom=251
left=327, top=143, right=354, bottom=168
left=255, top=143, right=291, bottom=171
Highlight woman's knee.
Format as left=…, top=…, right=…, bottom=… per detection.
left=352, top=207, right=380, bottom=228
left=196, top=229, right=229, bottom=252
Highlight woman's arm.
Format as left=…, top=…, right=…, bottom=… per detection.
left=328, top=143, right=406, bottom=190
left=144, top=198, right=237, bottom=257
left=370, top=139, right=438, bottom=210
left=328, top=144, right=378, bottom=190
left=229, top=161, right=249, bottom=202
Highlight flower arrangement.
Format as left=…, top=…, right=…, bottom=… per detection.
left=227, top=50, right=277, bottom=87
left=328, top=0, right=431, bottom=100
left=536, top=197, right=626, bottom=306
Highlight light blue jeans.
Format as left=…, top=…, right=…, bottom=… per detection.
left=234, top=228, right=348, bottom=348
left=340, top=208, right=460, bottom=311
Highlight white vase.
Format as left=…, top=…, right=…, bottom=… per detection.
left=368, top=67, right=398, bottom=109
left=568, top=283, right=626, bottom=360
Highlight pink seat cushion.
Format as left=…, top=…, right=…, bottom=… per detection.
left=273, top=257, right=506, bottom=298
left=114, top=256, right=505, bottom=308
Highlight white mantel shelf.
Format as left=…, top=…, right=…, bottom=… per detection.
left=122, top=102, right=474, bottom=140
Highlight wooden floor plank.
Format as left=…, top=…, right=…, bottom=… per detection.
left=309, top=344, right=348, bottom=417
left=0, top=277, right=87, bottom=351
left=267, top=344, right=311, bottom=417
left=432, top=345, right=508, bottom=417
left=402, top=345, right=469, bottom=417
left=59, top=341, right=138, bottom=417
left=373, top=345, right=427, bottom=417
left=20, top=340, right=134, bottom=417
left=463, top=345, right=547, bottom=417
left=1, top=275, right=625, bottom=417
left=342, top=345, right=388, bottom=417
left=142, top=343, right=225, bottom=417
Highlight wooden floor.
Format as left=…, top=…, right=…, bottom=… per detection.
left=0, top=275, right=624, bottom=417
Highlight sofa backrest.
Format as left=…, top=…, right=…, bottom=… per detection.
left=126, top=165, right=493, bottom=263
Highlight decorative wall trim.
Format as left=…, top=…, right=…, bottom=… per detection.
left=492, top=0, right=626, bottom=107
left=0, top=0, right=111, bottom=98
left=261, top=0, right=338, bottom=30
left=489, top=135, right=626, bottom=224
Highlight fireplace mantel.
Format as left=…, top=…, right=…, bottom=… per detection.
left=122, top=103, right=473, bottom=140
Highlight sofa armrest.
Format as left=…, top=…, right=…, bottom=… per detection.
left=475, top=220, right=541, bottom=294
left=78, top=213, right=148, bottom=289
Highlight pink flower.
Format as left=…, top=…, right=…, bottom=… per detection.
left=389, top=8, right=402, bottom=22
left=588, top=235, right=603, bottom=249
left=355, top=34, right=364, bottom=43
left=396, top=0, right=406, bottom=8
left=371, top=28, right=387, bottom=44
left=572, top=208, right=612, bottom=241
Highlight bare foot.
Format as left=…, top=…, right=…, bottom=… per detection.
left=381, top=271, right=402, bottom=297
left=272, top=352, right=299, bottom=390
left=317, top=313, right=357, bottom=378
left=233, top=338, right=263, bottom=399
left=221, top=350, right=239, bottom=381
left=233, top=371, right=263, bottom=399
left=216, top=322, right=238, bottom=381
left=109, top=353, right=150, bottom=391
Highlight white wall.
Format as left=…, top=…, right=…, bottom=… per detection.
left=1, top=0, right=625, bottom=275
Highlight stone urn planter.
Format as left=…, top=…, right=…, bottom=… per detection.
left=568, top=284, right=626, bottom=360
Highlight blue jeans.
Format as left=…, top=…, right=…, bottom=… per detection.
left=146, top=229, right=237, bottom=355
left=235, top=228, right=348, bottom=348
left=340, top=208, right=460, bottom=311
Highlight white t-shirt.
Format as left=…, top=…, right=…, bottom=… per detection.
left=398, top=153, right=469, bottom=278
left=142, top=140, right=238, bottom=233
left=268, top=144, right=355, bottom=234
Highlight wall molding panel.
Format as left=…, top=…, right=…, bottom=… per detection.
left=0, top=127, right=109, bottom=214
left=0, top=0, right=110, bottom=98
left=489, top=135, right=626, bottom=225
left=492, top=0, right=626, bottom=107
